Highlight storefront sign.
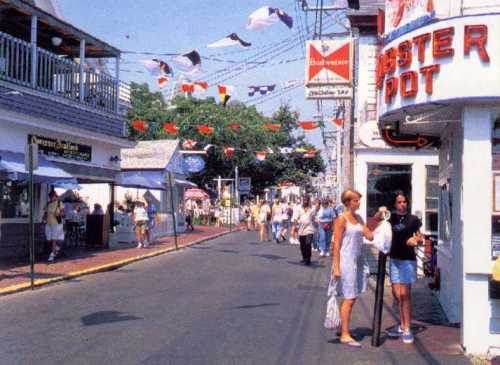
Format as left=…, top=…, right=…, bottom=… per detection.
left=377, top=15, right=500, bottom=119
left=238, top=177, right=251, bottom=192
left=305, top=85, right=352, bottom=99
left=305, top=39, right=353, bottom=86
left=182, top=155, right=205, bottom=174
left=385, top=0, right=435, bottom=39
left=28, top=135, right=92, bottom=162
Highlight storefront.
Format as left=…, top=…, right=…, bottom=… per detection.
left=0, top=112, right=132, bottom=257
left=377, top=6, right=500, bottom=354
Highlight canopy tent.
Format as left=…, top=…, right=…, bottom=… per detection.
left=184, top=188, right=209, bottom=200
left=0, top=150, right=74, bottom=184
left=115, top=171, right=165, bottom=190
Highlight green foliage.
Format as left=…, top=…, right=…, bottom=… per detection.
left=127, top=82, right=325, bottom=194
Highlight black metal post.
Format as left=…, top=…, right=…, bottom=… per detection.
left=168, top=172, right=178, bottom=250
left=371, top=252, right=387, bottom=347
left=28, top=143, right=35, bottom=290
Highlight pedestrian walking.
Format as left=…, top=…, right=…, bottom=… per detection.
left=385, top=191, right=423, bottom=344
left=43, top=191, right=65, bottom=262
left=312, top=198, right=321, bottom=252
left=258, top=200, right=271, bottom=242
left=316, top=198, right=336, bottom=257
left=271, top=198, right=284, bottom=243
left=251, top=200, right=259, bottom=231
left=145, top=201, right=158, bottom=245
left=279, top=200, right=292, bottom=242
left=290, top=199, right=302, bottom=245
left=132, top=198, right=149, bottom=248
left=242, top=201, right=252, bottom=231
left=297, top=196, right=318, bottom=265
left=184, top=198, right=195, bottom=231
left=332, top=188, right=381, bottom=347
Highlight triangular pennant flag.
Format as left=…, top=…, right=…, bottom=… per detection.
left=172, top=50, right=202, bottom=74
left=181, top=82, right=195, bottom=94
left=247, top=7, right=293, bottom=31
left=193, top=81, right=208, bottom=92
left=223, top=146, right=235, bottom=157
left=139, top=59, right=173, bottom=77
left=248, top=85, right=276, bottom=97
left=226, top=123, right=241, bottom=130
left=299, top=121, right=320, bottom=130
left=131, top=119, right=147, bottom=132
left=272, top=8, right=293, bottom=29
left=197, top=125, right=214, bottom=135
left=163, top=122, right=179, bottom=135
left=255, top=151, right=267, bottom=161
left=262, top=123, right=281, bottom=131
left=158, top=75, right=169, bottom=89
left=279, top=147, right=294, bottom=154
left=182, top=139, right=197, bottom=149
left=208, top=33, right=252, bottom=48
left=218, top=85, right=234, bottom=107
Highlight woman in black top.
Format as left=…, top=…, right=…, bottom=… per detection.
left=385, top=191, right=422, bottom=345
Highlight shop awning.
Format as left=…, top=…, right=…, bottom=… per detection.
left=115, top=171, right=165, bottom=190
left=175, top=178, right=197, bottom=188
left=0, top=150, right=74, bottom=183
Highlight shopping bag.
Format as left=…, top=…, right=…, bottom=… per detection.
left=372, top=215, right=392, bottom=254
left=324, top=278, right=341, bottom=330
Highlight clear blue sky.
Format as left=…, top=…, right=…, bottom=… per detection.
left=58, top=0, right=345, bottom=149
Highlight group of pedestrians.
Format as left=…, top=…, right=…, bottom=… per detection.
left=250, top=188, right=422, bottom=349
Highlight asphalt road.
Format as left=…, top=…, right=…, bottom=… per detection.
left=1, top=231, right=471, bottom=365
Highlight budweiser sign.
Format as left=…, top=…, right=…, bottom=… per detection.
left=305, top=39, right=353, bottom=86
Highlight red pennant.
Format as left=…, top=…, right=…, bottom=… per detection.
left=255, top=151, right=267, bottom=161
left=299, top=121, right=319, bottom=130
left=158, top=75, right=169, bottom=89
left=334, top=118, right=344, bottom=126
left=131, top=119, right=147, bottom=132
left=197, top=125, right=214, bottom=135
left=163, top=122, right=179, bottom=135
left=226, top=123, right=241, bottom=130
left=181, top=83, right=195, bottom=93
left=223, top=146, right=235, bottom=157
left=262, top=123, right=281, bottom=131
left=182, top=139, right=197, bottom=149
left=194, top=81, right=208, bottom=91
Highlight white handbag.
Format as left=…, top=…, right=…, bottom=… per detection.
left=373, top=212, right=392, bottom=254
left=324, top=278, right=341, bottom=330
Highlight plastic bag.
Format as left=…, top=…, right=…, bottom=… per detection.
left=372, top=217, right=392, bottom=254
left=324, top=278, right=341, bottom=330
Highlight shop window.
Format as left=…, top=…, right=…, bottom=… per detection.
left=0, top=179, right=30, bottom=219
left=366, top=164, right=412, bottom=217
left=425, top=165, right=439, bottom=234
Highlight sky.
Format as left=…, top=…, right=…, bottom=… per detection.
left=57, top=0, right=346, bottom=151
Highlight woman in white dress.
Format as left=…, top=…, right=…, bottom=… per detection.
left=332, top=189, right=382, bottom=347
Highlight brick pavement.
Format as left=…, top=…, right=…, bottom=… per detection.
left=0, top=225, right=236, bottom=295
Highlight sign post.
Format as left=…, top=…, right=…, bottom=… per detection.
left=167, top=172, right=178, bottom=250
left=371, top=252, right=388, bottom=347
left=26, top=143, right=38, bottom=290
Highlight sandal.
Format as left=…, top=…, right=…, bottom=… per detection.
left=340, top=339, right=361, bottom=348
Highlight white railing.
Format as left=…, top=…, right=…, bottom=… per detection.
left=0, top=30, right=119, bottom=114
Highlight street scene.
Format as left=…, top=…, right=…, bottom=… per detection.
left=1, top=0, right=500, bottom=364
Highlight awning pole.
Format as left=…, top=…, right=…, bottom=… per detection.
left=28, top=143, right=35, bottom=290
left=168, top=172, right=178, bottom=249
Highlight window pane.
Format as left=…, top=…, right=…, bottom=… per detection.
left=426, top=211, right=438, bottom=232
left=366, top=164, right=412, bottom=217
left=426, top=198, right=439, bottom=210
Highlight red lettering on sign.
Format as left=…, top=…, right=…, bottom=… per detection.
left=385, top=77, right=398, bottom=104
left=433, top=27, right=455, bottom=58
left=464, top=24, right=490, bottom=62
left=384, top=47, right=397, bottom=75
left=398, top=40, right=412, bottom=68
left=400, top=71, right=418, bottom=98
left=419, top=64, right=440, bottom=94
left=413, top=33, right=431, bottom=63
left=376, top=54, right=385, bottom=90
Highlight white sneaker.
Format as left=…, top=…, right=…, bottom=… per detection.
left=326, top=252, right=331, bottom=257
left=48, top=252, right=55, bottom=262
left=137, top=242, right=143, bottom=248
left=143, top=240, right=149, bottom=247
left=319, top=252, right=325, bottom=257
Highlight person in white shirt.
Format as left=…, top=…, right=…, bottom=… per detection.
left=132, top=198, right=149, bottom=248
left=297, top=196, right=318, bottom=265
left=258, top=200, right=271, bottom=242
left=271, top=199, right=284, bottom=243
left=290, top=200, right=302, bottom=245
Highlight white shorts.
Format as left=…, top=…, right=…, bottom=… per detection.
left=45, top=223, right=65, bottom=241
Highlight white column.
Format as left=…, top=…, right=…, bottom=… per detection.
left=461, top=105, right=497, bottom=354
left=30, top=15, right=37, bottom=88
left=79, top=39, right=85, bottom=103
left=115, top=56, right=120, bottom=113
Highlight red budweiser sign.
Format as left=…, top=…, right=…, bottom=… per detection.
left=306, top=39, right=353, bottom=85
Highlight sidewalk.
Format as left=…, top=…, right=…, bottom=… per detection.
left=0, top=225, right=236, bottom=296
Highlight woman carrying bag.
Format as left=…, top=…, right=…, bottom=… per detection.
left=330, top=189, right=383, bottom=347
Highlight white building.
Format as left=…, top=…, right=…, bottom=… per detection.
left=376, top=0, right=500, bottom=354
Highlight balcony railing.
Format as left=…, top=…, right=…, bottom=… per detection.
left=0, top=31, right=120, bottom=114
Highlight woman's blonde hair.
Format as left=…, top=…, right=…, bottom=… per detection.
left=341, top=188, right=362, bottom=206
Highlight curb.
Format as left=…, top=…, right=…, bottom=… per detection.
left=0, top=228, right=240, bottom=297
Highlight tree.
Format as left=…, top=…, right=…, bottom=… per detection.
left=127, top=83, right=325, bottom=195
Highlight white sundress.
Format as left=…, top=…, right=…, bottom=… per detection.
left=333, top=216, right=370, bottom=299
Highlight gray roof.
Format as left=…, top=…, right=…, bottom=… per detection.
left=121, top=140, right=179, bottom=170
left=347, top=0, right=385, bottom=16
